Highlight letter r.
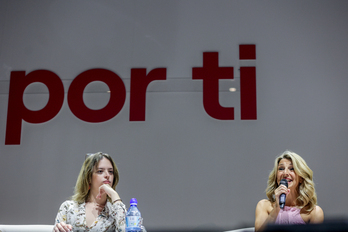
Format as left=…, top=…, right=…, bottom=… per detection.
left=130, top=68, right=166, bottom=121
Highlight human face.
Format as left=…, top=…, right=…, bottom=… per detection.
left=276, top=158, right=302, bottom=190
left=90, top=157, right=114, bottom=191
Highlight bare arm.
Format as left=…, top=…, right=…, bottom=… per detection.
left=255, top=183, right=291, bottom=231
left=309, top=206, right=324, bottom=224
left=255, top=199, right=280, bottom=231
left=97, top=184, right=121, bottom=202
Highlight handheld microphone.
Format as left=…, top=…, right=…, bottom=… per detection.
left=279, top=179, right=288, bottom=210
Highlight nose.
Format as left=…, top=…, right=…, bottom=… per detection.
left=284, top=168, right=290, bottom=175
left=104, top=171, right=110, bottom=178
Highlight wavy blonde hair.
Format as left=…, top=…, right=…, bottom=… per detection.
left=72, top=152, right=119, bottom=204
left=265, top=150, right=317, bottom=212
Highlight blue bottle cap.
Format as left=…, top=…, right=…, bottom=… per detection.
left=130, top=198, right=138, bottom=205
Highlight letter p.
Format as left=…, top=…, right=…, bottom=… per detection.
left=5, top=70, right=64, bottom=145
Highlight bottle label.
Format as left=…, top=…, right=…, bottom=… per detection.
left=126, top=216, right=140, bottom=227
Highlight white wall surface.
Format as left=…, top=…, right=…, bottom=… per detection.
left=0, top=0, right=348, bottom=230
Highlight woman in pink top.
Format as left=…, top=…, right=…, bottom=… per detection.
left=254, top=150, right=324, bottom=231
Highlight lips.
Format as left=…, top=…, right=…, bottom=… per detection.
left=103, top=181, right=111, bottom=184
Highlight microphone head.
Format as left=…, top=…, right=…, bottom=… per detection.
left=280, top=179, right=288, bottom=188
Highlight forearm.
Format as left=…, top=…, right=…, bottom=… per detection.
left=256, top=207, right=280, bottom=231
left=110, top=191, right=121, bottom=202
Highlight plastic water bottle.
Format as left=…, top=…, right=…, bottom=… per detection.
left=126, top=198, right=142, bottom=232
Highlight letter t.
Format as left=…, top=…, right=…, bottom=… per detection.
left=192, top=52, right=234, bottom=120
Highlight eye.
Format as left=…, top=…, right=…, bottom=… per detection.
left=97, top=170, right=103, bottom=174
left=109, top=171, right=113, bottom=175
left=278, top=167, right=284, bottom=171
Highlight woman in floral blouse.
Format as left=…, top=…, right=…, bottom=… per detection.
left=53, top=152, right=127, bottom=232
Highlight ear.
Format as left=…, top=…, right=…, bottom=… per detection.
left=300, top=177, right=304, bottom=184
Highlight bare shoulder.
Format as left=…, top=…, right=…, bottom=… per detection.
left=310, top=205, right=324, bottom=223
left=312, top=205, right=324, bottom=215
left=314, top=205, right=324, bottom=215
left=255, top=199, right=273, bottom=231
left=256, top=199, right=272, bottom=211
left=258, top=199, right=272, bottom=206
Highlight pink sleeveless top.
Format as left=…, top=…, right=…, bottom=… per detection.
left=275, top=206, right=306, bottom=225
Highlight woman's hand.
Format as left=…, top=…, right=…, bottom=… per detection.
left=53, top=221, right=72, bottom=232
left=96, top=184, right=120, bottom=202
left=274, top=184, right=290, bottom=208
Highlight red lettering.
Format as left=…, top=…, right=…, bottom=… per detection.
left=130, top=68, right=167, bottom=121
left=192, top=52, right=234, bottom=120
left=239, top=44, right=257, bottom=120
left=5, top=46, right=257, bottom=145
left=239, top=44, right=256, bottom=60
left=5, top=70, right=64, bottom=145
left=240, top=67, right=257, bottom=119
left=67, top=69, right=126, bottom=122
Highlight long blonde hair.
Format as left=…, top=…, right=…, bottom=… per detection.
left=265, top=150, right=317, bottom=211
left=72, top=152, right=119, bottom=204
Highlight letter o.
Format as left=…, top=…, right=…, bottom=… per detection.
left=67, top=69, right=126, bottom=122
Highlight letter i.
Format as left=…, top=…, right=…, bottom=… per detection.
left=239, top=44, right=257, bottom=120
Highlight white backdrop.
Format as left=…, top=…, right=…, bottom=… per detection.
left=1, top=1, right=348, bottom=230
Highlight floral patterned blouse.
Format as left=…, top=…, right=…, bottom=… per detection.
left=54, top=200, right=126, bottom=232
